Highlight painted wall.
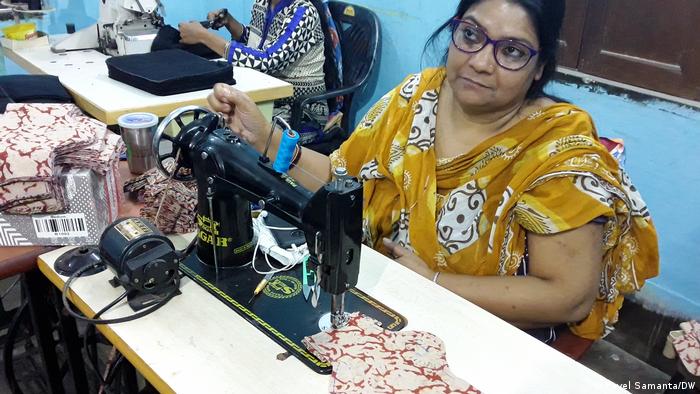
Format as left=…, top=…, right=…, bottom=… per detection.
left=2, top=0, right=698, bottom=318
left=546, top=83, right=700, bottom=319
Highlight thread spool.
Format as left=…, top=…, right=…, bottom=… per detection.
left=272, top=129, right=300, bottom=173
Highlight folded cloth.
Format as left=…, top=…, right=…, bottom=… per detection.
left=151, top=25, right=221, bottom=60
left=302, top=313, right=480, bottom=394
left=11, top=134, right=125, bottom=215
left=106, top=49, right=235, bottom=96
left=673, top=320, right=700, bottom=376
left=123, top=160, right=197, bottom=234
left=0, top=103, right=122, bottom=214
left=55, top=131, right=124, bottom=175
left=0, top=75, right=73, bottom=113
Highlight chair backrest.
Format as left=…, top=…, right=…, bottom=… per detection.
left=327, top=1, right=380, bottom=130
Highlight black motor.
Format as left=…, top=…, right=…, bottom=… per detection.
left=99, top=217, right=179, bottom=302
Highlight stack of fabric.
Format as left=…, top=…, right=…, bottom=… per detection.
left=123, top=160, right=197, bottom=234
left=0, top=103, right=123, bottom=215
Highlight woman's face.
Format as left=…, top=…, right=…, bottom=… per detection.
left=446, top=0, right=544, bottom=112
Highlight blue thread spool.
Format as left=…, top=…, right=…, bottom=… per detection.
left=273, top=129, right=300, bottom=173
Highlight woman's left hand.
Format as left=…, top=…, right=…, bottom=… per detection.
left=178, top=21, right=208, bottom=44
left=382, top=238, right=434, bottom=279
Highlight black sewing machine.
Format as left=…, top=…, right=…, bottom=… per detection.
left=151, top=106, right=404, bottom=373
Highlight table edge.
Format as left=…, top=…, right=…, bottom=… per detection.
left=37, top=254, right=176, bottom=394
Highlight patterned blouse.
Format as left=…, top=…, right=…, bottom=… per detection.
left=226, top=0, right=327, bottom=125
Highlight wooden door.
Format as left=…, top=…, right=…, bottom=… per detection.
left=578, top=0, right=700, bottom=100
left=558, top=0, right=589, bottom=69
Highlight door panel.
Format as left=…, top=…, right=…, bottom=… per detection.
left=558, top=0, right=589, bottom=68
left=579, top=0, right=700, bottom=100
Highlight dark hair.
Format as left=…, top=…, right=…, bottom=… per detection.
left=424, top=0, right=565, bottom=99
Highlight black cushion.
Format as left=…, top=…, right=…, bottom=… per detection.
left=106, top=49, right=235, bottom=96
left=0, top=75, right=72, bottom=112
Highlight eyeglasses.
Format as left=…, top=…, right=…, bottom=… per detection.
left=451, top=18, right=539, bottom=71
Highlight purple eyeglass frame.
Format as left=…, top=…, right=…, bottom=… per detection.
left=450, top=18, right=539, bottom=71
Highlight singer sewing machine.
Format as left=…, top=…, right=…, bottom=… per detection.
left=152, top=106, right=405, bottom=373
left=51, top=0, right=163, bottom=55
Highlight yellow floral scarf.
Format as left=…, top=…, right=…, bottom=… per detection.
left=330, top=67, right=659, bottom=339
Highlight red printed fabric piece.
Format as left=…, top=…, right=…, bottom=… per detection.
left=0, top=104, right=123, bottom=214
left=54, top=126, right=124, bottom=175
left=123, top=159, right=197, bottom=234
left=303, top=313, right=480, bottom=394
left=673, top=320, right=700, bottom=376
left=2, top=178, right=66, bottom=214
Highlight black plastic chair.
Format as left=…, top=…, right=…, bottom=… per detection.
left=290, top=1, right=380, bottom=152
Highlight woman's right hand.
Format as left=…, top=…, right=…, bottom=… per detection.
left=207, top=83, right=271, bottom=152
left=207, top=9, right=237, bottom=34
left=206, top=9, right=224, bottom=21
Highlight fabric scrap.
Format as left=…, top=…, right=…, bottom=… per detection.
left=123, top=160, right=197, bottom=234
left=303, top=313, right=480, bottom=393
left=673, top=320, right=700, bottom=376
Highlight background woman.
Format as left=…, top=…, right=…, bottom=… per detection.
left=180, top=0, right=337, bottom=135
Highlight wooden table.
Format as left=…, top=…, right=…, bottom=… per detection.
left=3, top=45, right=293, bottom=124
left=38, top=241, right=627, bottom=394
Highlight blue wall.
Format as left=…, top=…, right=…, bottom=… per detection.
left=546, top=83, right=700, bottom=319
left=3, top=0, right=698, bottom=318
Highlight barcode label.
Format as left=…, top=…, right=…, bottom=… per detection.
left=32, top=214, right=88, bottom=238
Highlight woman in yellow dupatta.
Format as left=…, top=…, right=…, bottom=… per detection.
left=208, top=0, right=658, bottom=341
left=330, top=67, right=658, bottom=339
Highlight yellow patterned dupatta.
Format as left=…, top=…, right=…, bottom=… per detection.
left=330, top=68, right=659, bottom=339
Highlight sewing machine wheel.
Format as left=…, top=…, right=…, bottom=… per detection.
left=152, top=106, right=213, bottom=182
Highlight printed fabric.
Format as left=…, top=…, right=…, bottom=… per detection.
left=329, top=67, right=659, bottom=340
left=303, top=313, right=480, bottom=393
left=0, top=103, right=123, bottom=214
left=673, top=320, right=700, bottom=376
left=123, top=159, right=197, bottom=234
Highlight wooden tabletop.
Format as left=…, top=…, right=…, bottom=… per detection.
left=38, top=240, right=627, bottom=394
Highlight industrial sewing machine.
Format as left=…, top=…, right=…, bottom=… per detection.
left=51, top=0, right=163, bottom=55
left=152, top=106, right=364, bottom=329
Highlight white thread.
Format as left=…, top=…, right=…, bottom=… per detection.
left=289, top=159, right=328, bottom=189
left=154, top=151, right=182, bottom=230
left=250, top=211, right=308, bottom=274
left=263, top=225, right=297, bottom=231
